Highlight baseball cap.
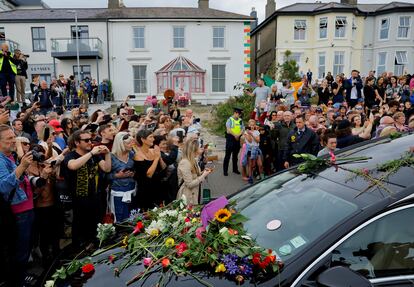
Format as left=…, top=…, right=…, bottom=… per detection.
left=333, top=103, right=341, bottom=109
left=48, top=119, right=64, bottom=132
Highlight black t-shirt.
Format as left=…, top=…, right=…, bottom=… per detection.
left=63, top=151, right=102, bottom=198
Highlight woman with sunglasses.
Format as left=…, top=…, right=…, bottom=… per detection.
left=109, top=132, right=136, bottom=222
left=61, top=118, right=74, bottom=144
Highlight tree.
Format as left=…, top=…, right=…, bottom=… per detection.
left=277, top=50, right=301, bottom=82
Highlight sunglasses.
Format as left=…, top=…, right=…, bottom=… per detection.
left=319, top=120, right=326, bottom=123
left=21, top=142, right=30, bottom=146
left=121, top=113, right=128, bottom=116
left=122, top=134, right=131, bottom=141
left=79, top=138, right=92, bottom=143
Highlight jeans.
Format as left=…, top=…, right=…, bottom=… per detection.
left=113, top=196, right=130, bottom=222
left=15, top=75, right=26, bottom=103
left=14, top=209, right=34, bottom=285
left=0, top=72, right=15, bottom=101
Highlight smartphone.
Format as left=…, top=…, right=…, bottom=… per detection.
left=128, top=95, right=136, bottom=99
left=177, top=130, right=184, bottom=143
left=85, top=123, right=99, bottom=133
left=122, top=168, right=134, bottom=173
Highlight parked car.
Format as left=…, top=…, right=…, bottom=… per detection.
left=47, top=134, right=414, bottom=287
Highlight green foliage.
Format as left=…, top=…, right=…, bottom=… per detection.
left=211, top=85, right=254, bottom=135
left=277, top=50, right=301, bottom=82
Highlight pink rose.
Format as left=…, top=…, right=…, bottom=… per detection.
left=143, top=257, right=152, bottom=267
left=195, top=227, right=206, bottom=242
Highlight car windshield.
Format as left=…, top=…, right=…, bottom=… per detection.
left=233, top=173, right=360, bottom=262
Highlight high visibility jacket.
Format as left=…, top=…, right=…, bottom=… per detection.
left=0, top=51, right=17, bottom=74
left=229, top=117, right=242, bottom=135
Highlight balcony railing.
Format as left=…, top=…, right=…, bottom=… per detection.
left=51, top=37, right=103, bottom=59
left=0, top=38, right=20, bottom=53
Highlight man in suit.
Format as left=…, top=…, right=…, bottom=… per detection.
left=344, top=70, right=363, bottom=108
left=283, top=114, right=320, bottom=169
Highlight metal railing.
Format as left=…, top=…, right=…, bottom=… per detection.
left=50, top=37, right=103, bottom=55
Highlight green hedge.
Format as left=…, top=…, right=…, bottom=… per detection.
left=211, top=93, right=254, bottom=136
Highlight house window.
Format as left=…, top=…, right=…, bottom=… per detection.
left=398, top=16, right=411, bottom=38
left=318, top=52, right=326, bottom=79
left=294, top=20, right=306, bottom=40
left=319, top=17, right=328, bottom=39
left=73, top=65, right=91, bottom=81
left=31, top=27, right=46, bottom=52
left=394, top=51, right=408, bottom=76
left=213, top=26, right=225, bottom=48
left=133, top=26, right=145, bottom=49
left=212, top=64, right=225, bottom=93
left=335, top=17, right=347, bottom=38
left=377, top=52, right=387, bottom=75
left=333, top=51, right=345, bottom=76
left=173, top=26, right=185, bottom=48
left=71, top=25, right=89, bottom=39
left=133, top=65, right=147, bottom=94
left=257, top=33, right=261, bottom=50
left=379, top=18, right=389, bottom=40
left=0, top=27, right=5, bottom=40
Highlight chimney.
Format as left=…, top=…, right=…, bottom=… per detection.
left=265, top=0, right=276, bottom=19
left=108, top=0, right=125, bottom=9
left=198, top=0, right=209, bottom=9
left=340, top=0, right=357, bottom=5
left=250, top=7, right=258, bottom=30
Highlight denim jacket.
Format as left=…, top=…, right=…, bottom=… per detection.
left=0, top=152, right=26, bottom=205
left=109, top=152, right=135, bottom=192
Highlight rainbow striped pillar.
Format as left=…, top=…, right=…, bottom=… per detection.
left=243, top=22, right=251, bottom=83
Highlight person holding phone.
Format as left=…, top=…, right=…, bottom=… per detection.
left=177, top=138, right=212, bottom=205
left=109, top=132, right=135, bottom=222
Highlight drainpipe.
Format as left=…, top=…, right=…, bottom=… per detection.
left=106, top=19, right=111, bottom=83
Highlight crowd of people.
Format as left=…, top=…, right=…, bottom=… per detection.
left=223, top=70, right=414, bottom=183
left=0, top=86, right=211, bottom=286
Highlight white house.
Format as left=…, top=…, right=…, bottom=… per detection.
left=0, top=0, right=254, bottom=104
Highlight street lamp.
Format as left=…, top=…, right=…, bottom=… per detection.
left=68, top=10, right=80, bottom=89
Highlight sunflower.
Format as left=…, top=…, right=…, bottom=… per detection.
left=214, top=208, right=232, bottom=223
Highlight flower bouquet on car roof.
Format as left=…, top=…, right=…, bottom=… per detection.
left=48, top=196, right=282, bottom=287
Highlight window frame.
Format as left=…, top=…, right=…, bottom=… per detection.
left=172, top=26, right=185, bottom=49
left=31, top=27, right=47, bottom=52
left=318, top=52, right=326, bottom=79
left=132, top=65, right=148, bottom=94
left=211, top=64, right=226, bottom=93
left=333, top=51, right=345, bottom=76
left=132, top=26, right=145, bottom=49
left=335, top=16, right=347, bottom=38
left=73, top=65, right=91, bottom=81
left=212, top=26, right=225, bottom=49
left=319, top=17, right=328, bottom=39
left=376, top=52, right=387, bottom=75
left=291, top=203, right=414, bottom=286
left=257, top=33, right=261, bottom=51
left=397, top=16, right=411, bottom=39
left=294, top=19, right=307, bottom=41
left=379, top=17, right=390, bottom=40
left=70, top=25, right=89, bottom=39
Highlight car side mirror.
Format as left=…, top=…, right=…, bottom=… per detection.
left=316, top=266, right=373, bottom=287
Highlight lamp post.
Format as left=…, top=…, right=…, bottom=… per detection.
left=68, top=10, right=80, bottom=89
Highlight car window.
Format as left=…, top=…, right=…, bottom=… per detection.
left=234, top=173, right=359, bottom=262
left=330, top=206, right=414, bottom=279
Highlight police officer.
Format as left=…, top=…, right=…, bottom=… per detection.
left=283, top=114, right=319, bottom=169
left=223, top=107, right=244, bottom=176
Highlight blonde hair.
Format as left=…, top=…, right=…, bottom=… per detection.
left=182, top=138, right=201, bottom=176
left=111, top=131, right=131, bottom=157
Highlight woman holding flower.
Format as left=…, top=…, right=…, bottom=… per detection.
left=177, top=138, right=212, bottom=205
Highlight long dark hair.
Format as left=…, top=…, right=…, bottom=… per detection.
left=61, top=118, right=73, bottom=134
left=136, top=129, right=153, bottom=146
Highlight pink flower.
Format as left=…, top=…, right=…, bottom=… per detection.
left=143, top=257, right=152, bottom=267
left=133, top=221, right=144, bottom=235
left=195, top=227, right=206, bottom=242
left=362, top=168, right=370, bottom=175
left=329, top=151, right=336, bottom=163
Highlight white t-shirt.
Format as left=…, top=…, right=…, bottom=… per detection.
left=245, top=130, right=260, bottom=147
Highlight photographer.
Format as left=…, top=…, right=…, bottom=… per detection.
left=0, top=43, right=19, bottom=102
left=13, top=50, right=28, bottom=104
left=0, top=125, right=34, bottom=286
left=26, top=144, right=60, bottom=267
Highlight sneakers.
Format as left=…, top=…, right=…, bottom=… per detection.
left=233, top=170, right=241, bottom=175
left=248, top=177, right=254, bottom=184
left=223, top=172, right=228, bottom=176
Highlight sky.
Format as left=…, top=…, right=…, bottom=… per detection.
left=43, top=0, right=414, bottom=23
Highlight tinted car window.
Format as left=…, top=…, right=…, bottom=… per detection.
left=331, top=206, right=414, bottom=279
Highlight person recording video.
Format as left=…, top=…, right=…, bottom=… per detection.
left=13, top=50, right=28, bottom=104
left=0, top=43, right=19, bottom=102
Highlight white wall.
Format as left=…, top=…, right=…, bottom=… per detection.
left=0, top=21, right=109, bottom=83
left=108, top=20, right=246, bottom=104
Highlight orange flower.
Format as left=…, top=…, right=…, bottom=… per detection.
left=161, top=258, right=170, bottom=268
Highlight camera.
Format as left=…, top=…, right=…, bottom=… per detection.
left=32, top=150, right=45, bottom=162
left=128, top=95, right=136, bottom=99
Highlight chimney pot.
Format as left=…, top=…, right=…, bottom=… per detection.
left=265, top=0, right=276, bottom=19
left=108, top=0, right=124, bottom=9
left=340, top=0, right=357, bottom=5
left=198, top=0, right=209, bottom=9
